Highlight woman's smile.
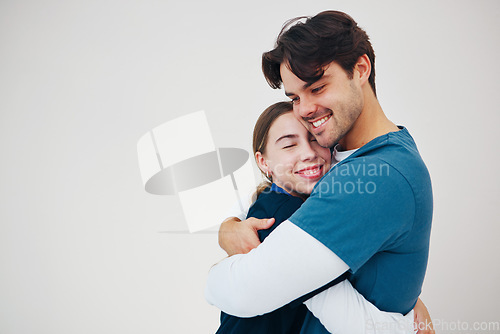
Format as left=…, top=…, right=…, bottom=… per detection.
left=295, top=164, right=325, bottom=180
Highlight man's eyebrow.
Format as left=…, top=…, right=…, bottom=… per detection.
left=275, top=134, right=298, bottom=143
left=309, top=75, right=330, bottom=88
left=303, top=82, right=314, bottom=89
left=284, top=75, right=331, bottom=96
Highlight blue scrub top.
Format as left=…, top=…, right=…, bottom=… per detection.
left=289, top=127, right=433, bottom=333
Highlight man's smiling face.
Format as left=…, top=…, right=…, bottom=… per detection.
left=280, top=61, right=364, bottom=149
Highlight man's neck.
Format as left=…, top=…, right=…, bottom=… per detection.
left=339, top=88, right=399, bottom=150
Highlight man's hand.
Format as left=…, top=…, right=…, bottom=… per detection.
left=413, top=298, right=435, bottom=334
left=218, top=217, right=275, bottom=256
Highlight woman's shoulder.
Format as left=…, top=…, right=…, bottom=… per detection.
left=248, top=189, right=303, bottom=221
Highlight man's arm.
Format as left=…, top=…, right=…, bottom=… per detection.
left=214, top=217, right=435, bottom=333
left=207, top=160, right=423, bottom=319
left=205, top=220, right=349, bottom=317
left=307, top=287, right=435, bottom=334
left=305, top=279, right=415, bottom=334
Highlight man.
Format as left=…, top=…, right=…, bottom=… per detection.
left=206, top=10, right=433, bottom=333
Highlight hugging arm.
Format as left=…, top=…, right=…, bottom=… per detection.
left=208, top=220, right=431, bottom=334
left=210, top=218, right=435, bottom=334
left=206, top=220, right=349, bottom=317
left=305, top=280, right=415, bottom=334
left=218, top=216, right=274, bottom=256
left=216, top=216, right=434, bottom=333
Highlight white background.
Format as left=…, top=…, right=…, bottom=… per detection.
left=1, top=0, right=499, bottom=333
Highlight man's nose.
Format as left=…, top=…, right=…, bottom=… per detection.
left=296, top=96, right=318, bottom=119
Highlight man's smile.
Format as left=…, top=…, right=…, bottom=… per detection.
left=306, top=112, right=332, bottom=133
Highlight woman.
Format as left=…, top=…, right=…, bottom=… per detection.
left=213, top=101, right=432, bottom=333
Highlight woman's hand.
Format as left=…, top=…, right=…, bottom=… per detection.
left=218, top=217, right=275, bottom=256
left=413, top=298, right=435, bottom=334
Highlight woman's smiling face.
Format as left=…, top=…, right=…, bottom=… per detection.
left=256, top=112, right=332, bottom=197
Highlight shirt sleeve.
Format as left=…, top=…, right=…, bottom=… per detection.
left=205, top=220, right=349, bottom=317
left=290, top=157, right=415, bottom=273
left=304, top=280, right=415, bottom=334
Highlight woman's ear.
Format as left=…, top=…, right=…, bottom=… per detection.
left=255, top=151, right=269, bottom=176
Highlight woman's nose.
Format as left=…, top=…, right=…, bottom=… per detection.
left=300, top=142, right=318, bottom=161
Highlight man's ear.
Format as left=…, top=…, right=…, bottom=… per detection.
left=355, top=54, right=372, bottom=86
left=255, top=151, right=269, bottom=175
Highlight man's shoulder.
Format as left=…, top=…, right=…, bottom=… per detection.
left=326, top=128, right=430, bottom=185
left=312, top=139, right=426, bottom=207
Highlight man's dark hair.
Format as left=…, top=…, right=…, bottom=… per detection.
left=262, top=10, right=377, bottom=96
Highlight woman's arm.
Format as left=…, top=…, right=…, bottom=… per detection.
left=413, top=298, right=435, bottom=334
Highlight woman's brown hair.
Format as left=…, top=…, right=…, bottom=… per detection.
left=252, top=101, right=294, bottom=199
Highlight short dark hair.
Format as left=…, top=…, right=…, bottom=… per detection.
left=262, top=10, right=377, bottom=96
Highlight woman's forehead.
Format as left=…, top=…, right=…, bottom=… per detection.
left=268, top=112, right=309, bottom=141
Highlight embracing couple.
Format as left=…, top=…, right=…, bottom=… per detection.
left=205, top=10, right=434, bottom=334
